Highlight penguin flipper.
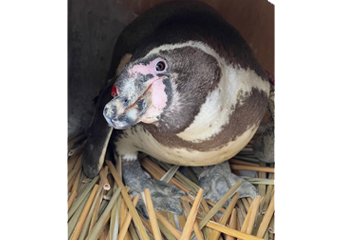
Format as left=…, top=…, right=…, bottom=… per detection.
left=82, top=79, right=115, bottom=178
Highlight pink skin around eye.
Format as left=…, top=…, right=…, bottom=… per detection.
left=129, top=57, right=166, bottom=76
left=128, top=58, right=168, bottom=123
left=129, top=60, right=156, bottom=76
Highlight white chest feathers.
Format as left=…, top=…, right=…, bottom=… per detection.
left=114, top=123, right=258, bottom=166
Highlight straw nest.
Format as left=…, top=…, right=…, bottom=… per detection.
left=67, top=131, right=275, bottom=240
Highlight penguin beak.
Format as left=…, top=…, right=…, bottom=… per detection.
left=103, top=75, right=165, bottom=129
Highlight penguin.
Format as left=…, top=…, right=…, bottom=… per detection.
left=82, top=1, right=271, bottom=216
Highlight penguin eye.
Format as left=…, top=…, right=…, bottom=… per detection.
left=155, top=60, right=166, bottom=72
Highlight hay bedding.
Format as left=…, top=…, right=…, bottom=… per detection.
left=67, top=131, right=275, bottom=240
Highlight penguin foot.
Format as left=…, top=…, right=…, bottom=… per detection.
left=198, top=161, right=258, bottom=207
left=122, top=160, right=187, bottom=219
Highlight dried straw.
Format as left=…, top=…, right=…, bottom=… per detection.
left=100, top=231, right=106, bottom=240
left=236, top=207, right=245, bottom=230
left=71, top=168, right=82, bottom=194
left=183, top=199, right=206, bottom=239
left=118, top=195, right=140, bottom=240
left=160, top=165, right=180, bottom=183
left=70, top=184, right=99, bottom=240
left=168, top=212, right=178, bottom=229
left=236, top=200, right=247, bottom=218
left=183, top=167, right=200, bottom=185
left=109, top=197, right=121, bottom=240
left=257, top=163, right=266, bottom=213
left=106, top=160, right=150, bottom=240
left=180, top=188, right=204, bottom=240
left=94, top=210, right=111, bottom=240
left=205, top=221, right=264, bottom=240
left=207, top=192, right=239, bottom=240
left=268, top=213, right=274, bottom=234
left=120, top=193, right=128, bottom=231
left=68, top=175, right=77, bottom=194
left=143, top=188, right=162, bottom=240
left=157, top=219, right=177, bottom=240
left=68, top=176, right=99, bottom=221
left=158, top=161, right=200, bottom=192
left=251, top=214, right=263, bottom=236
left=197, top=199, right=215, bottom=238
left=236, top=210, right=241, bottom=232
left=238, top=195, right=261, bottom=240
left=231, top=156, right=260, bottom=163
left=259, top=175, right=274, bottom=213
left=89, top=184, right=104, bottom=234
left=239, top=200, right=253, bottom=235
left=100, top=166, right=111, bottom=191
left=129, top=222, right=140, bottom=240
left=68, top=192, right=91, bottom=239
left=241, top=198, right=250, bottom=212
left=68, top=131, right=86, bottom=150
left=193, top=221, right=205, bottom=240
left=230, top=165, right=274, bottom=173
left=68, top=190, right=77, bottom=211
left=85, top=187, right=122, bottom=240
left=68, top=141, right=85, bottom=156
left=155, top=210, right=182, bottom=239
left=229, top=159, right=259, bottom=166
left=256, top=196, right=274, bottom=238
left=139, top=213, right=154, bottom=234
left=241, top=178, right=274, bottom=185
left=269, top=232, right=274, bottom=240
left=108, top=183, right=124, bottom=239
left=78, top=182, right=106, bottom=240
left=246, top=196, right=261, bottom=235
left=68, top=152, right=81, bottom=173
left=225, top=208, right=237, bottom=240
left=177, top=210, right=187, bottom=231
left=68, top=154, right=83, bottom=182
left=201, top=199, right=220, bottom=221
left=67, top=134, right=275, bottom=239
left=246, top=195, right=261, bottom=234
left=190, top=180, right=243, bottom=240
left=206, top=200, right=225, bottom=214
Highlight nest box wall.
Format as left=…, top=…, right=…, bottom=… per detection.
left=68, top=0, right=274, bottom=138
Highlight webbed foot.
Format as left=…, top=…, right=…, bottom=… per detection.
left=198, top=161, right=257, bottom=206
left=122, top=160, right=187, bottom=219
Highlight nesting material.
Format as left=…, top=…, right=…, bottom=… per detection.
left=143, top=189, right=163, bottom=240
left=68, top=134, right=275, bottom=240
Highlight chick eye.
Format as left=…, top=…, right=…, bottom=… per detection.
left=155, top=60, right=166, bottom=72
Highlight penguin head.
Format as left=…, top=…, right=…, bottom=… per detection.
left=103, top=43, right=222, bottom=132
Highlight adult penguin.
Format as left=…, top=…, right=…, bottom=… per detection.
left=82, top=1, right=272, bottom=216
